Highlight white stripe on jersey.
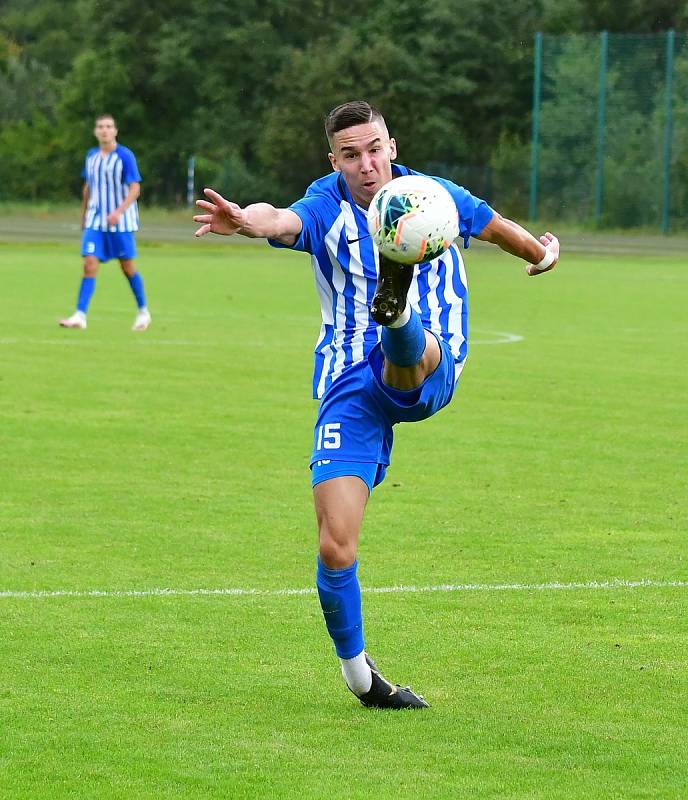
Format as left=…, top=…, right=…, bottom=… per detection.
left=309, top=209, right=468, bottom=399
left=313, top=257, right=335, bottom=401
left=325, top=216, right=349, bottom=386
left=442, top=246, right=467, bottom=357
left=340, top=201, right=373, bottom=367
left=425, top=258, right=443, bottom=337
left=113, top=159, right=124, bottom=232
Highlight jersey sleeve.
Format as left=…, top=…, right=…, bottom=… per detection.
left=267, top=192, right=328, bottom=254
left=118, top=147, right=143, bottom=183
left=433, top=177, right=494, bottom=248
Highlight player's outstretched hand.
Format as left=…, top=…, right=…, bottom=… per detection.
left=526, top=232, right=560, bottom=276
left=194, top=188, right=247, bottom=237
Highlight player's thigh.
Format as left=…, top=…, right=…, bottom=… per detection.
left=113, top=232, right=137, bottom=262
left=311, top=364, right=392, bottom=472
left=313, top=475, right=369, bottom=567
left=313, top=475, right=369, bottom=534
left=81, top=229, right=104, bottom=270
left=369, top=336, right=459, bottom=423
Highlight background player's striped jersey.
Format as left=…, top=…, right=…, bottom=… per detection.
left=82, top=145, right=142, bottom=232
left=269, top=164, right=494, bottom=400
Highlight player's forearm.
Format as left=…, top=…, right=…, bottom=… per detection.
left=479, top=213, right=546, bottom=263
left=115, top=183, right=140, bottom=215
left=238, top=203, right=295, bottom=239
left=80, top=185, right=89, bottom=225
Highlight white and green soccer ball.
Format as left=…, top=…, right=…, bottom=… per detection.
left=367, top=175, right=459, bottom=264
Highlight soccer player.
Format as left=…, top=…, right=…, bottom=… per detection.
left=59, top=113, right=151, bottom=331
left=193, top=100, right=559, bottom=709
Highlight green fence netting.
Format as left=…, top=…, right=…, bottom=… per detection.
left=530, top=31, right=688, bottom=231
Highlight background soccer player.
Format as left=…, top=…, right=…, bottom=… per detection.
left=193, top=100, right=559, bottom=708
left=59, top=114, right=151, bottom=331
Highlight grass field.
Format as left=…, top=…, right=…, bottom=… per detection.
left=1, top=233, right=687, bottom=799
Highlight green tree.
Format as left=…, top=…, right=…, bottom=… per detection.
left=258, top=0, right=542, bottom=204
left=541, top=0, right=688, bottom=33
left=0, top=0, right=84, bottom=77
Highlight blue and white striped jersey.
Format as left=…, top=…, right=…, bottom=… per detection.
left=82, top=145, right=142, bottom=232
left=270, top=164, right=494, bottom=399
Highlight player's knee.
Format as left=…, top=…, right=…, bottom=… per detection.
left=318, top=527, right=356, bottom=570
left=83, top=258, right=99, bottom=277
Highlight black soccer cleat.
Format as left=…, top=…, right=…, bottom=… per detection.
left=370, top=256, right=415, bottom=327
left=357, top=654, right=430, bottom=709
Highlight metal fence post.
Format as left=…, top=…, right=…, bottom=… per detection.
left=594, top=31, right=608, bottom=225
left=661, top=30, right=675, bottom=234
left=187, top=156, right=196, bottom=208
left=529, top=32, right=542, bottom=223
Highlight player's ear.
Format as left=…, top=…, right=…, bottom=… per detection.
left=389, top=137, right=397, bottom=160
left=328, top=152, right=340, bottom=173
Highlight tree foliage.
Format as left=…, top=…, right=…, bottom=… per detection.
left=0, top=0, right=684, bottom=210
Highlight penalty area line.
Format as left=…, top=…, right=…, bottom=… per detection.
left=0, top=578, right=686, bottom=601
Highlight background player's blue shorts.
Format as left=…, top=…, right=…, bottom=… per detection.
left=310, top=335, right=464, bottom=492
left=81, top=229, right=137, bottom=262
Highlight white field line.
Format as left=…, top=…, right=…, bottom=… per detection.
left=1, top=578, right=686, bottom=601
left=1, top=329, right=524, bottom=349
left=471, top=329, right=524, bottom=345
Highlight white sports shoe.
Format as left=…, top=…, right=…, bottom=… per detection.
left=132, top=308, right=152, bottom=331
left=59, top=311, right=87, bottom=329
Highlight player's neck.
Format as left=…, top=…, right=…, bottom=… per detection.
left=99, top=141, right=117, bottom=154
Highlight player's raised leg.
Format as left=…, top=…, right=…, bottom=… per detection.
left=372, top=256, right=441, bottom=391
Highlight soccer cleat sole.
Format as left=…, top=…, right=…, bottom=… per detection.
left=370, top=257, right=415, bottom=327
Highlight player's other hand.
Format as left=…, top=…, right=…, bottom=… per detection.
left=526, top=232, right=559, bottom=276
left=194, top=188, right=247, bottom=237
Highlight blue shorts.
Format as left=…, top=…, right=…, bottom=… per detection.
left=310, top=336, right=464, bottom=492
left=81, top=229, right=137, bottom=262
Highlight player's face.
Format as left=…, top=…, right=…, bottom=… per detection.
left=328, top=120, right=397, bottom=208
left=94, top=118, right=118, bottom=147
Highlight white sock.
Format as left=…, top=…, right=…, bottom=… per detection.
left=388, top=304, right=411, bottom=329
left=340, top=652, right=372, bottom=696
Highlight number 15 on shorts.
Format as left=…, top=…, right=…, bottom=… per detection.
left=317, top=422, right=341, bottom=450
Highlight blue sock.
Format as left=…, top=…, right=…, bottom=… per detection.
left=316, top=557, right=364, bottom=659
left=381, top=308, right=426, bottom=367
left=127, top=272, right=147, bottom=309
left=76, top=277, right=96, bottom=313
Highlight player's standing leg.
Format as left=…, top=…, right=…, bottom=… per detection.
left=313, top=250, right=442, bottom=709
left=314, top=477, right=369, bottom=689
left=314, top=474, right=429, bottom=709
left=59, top=255, right=99, bottom=329
left=120, top=258, right=151, bottom=331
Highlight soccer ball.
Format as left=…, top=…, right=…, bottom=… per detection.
left=366, top=175, right=459, bottom=264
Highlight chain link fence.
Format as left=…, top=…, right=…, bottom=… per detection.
left=530, top=31, right=688, bottom=232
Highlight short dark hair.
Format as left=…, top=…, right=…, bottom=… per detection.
left=95, top=113, right=116, bottom=125
left=325, top=100, right=387, bottom=145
